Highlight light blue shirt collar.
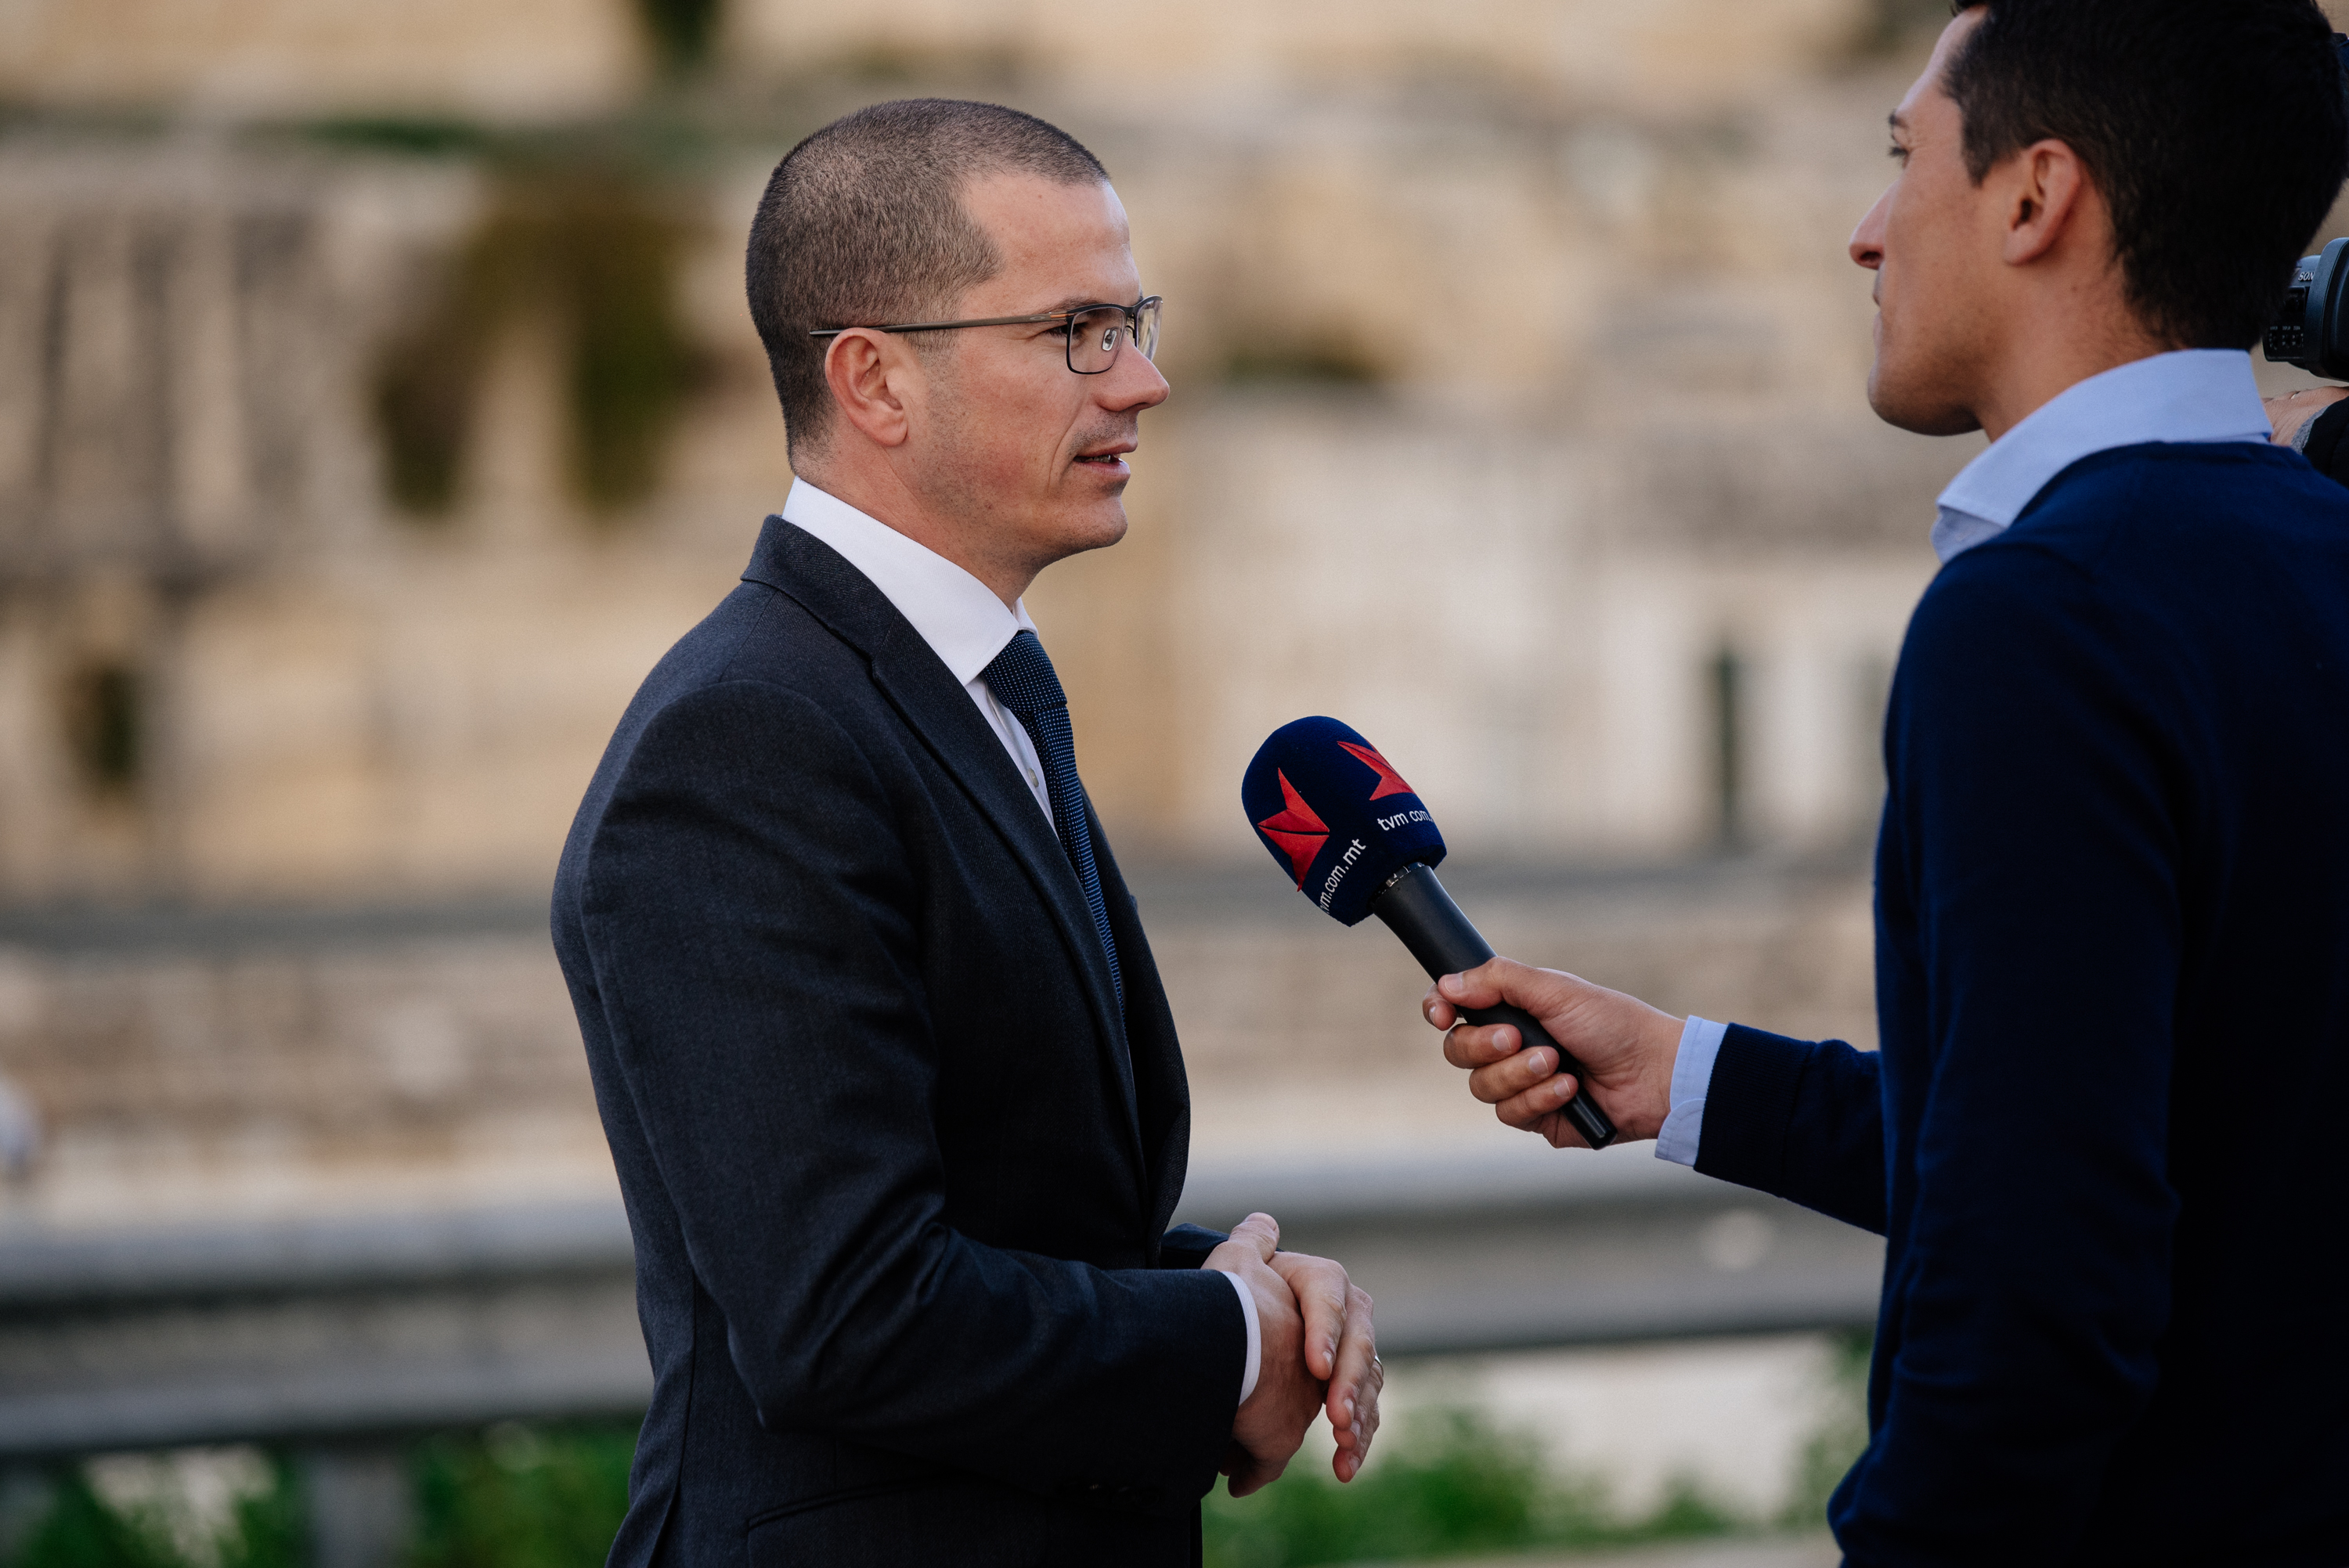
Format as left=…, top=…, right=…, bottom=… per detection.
left=1931, top=348, right=2271, bottom=562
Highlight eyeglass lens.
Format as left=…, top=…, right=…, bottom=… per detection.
left=1068, top=300, right=1161, bottom=373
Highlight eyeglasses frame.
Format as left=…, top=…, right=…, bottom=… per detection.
left=807, top=296, right=1162, bottom=376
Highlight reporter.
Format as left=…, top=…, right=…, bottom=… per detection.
left=1427, top=4, right=2349, bottom=1563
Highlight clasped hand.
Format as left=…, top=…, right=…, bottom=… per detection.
left=1203, top=1213, right=1381, bottom=1496
left=1205, top=961, right=1676, bottom=1500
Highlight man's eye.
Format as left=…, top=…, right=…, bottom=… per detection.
left=1887, top=143, right=1910, bottom=164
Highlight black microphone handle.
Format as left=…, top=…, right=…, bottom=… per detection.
left=1369, top=863, right=1618, bottom=1150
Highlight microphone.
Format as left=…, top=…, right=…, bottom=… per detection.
left=1241, top=716, right=1617, bottom=1149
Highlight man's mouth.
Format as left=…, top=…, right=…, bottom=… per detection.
left=1073, top=443, right=1134, bottom=468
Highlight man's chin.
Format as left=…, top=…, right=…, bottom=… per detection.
left=1867, top=366, right=1983, bottom=438
left=1039, top=504, right=1131, bottom=564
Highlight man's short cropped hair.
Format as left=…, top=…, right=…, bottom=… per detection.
left=745, top=99, right=1110, bottom=457
left=1943, top=0, right=2349, bottom=349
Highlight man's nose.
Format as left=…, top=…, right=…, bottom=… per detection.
left=1849, top=186, right=1891, bottom=272
left=1100, top=344, right=1170, bottom=412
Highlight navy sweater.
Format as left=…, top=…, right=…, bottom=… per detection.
left=1697, top=442, right=2349, bottom=1565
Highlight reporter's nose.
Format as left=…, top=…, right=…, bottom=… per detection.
left=1850, top=186, right=1890, bottom=271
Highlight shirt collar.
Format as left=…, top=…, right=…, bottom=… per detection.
left=1931, top=348, right=2271, bottom=562
left=780, top=478, right=1036, bottom=684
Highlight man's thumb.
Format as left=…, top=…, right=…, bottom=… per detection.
left=1229, top=1211, right=1279, bottom=1261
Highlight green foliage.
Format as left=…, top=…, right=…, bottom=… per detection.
left=406, top=1424, right=636, bottom=1568
left=1220, top=337, right=1387, bottom=387
left=1780, top=1328, right=1874, bottom=1530
left=373, top=294, right=479, bottom=515
left=7, top=1474, right=180, bottom=1568
left=5, top=1459, right=303, bottom=1568
left=1201, top=1408, right=1741, bottom=1568
left=299, top=120, right=498, bottom=159
left=559, top=193, right=702, bottom=512
left=211, top=1459, right=305, bottom=1568
left=373, top=176, right=702, bottom=521
left=5, top=1364, right=1863, bottom=1568
left=637, top=0, right=723, bottom=75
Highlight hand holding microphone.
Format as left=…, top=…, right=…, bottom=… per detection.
left=1241, top=716, right=1622, bottom=1149
left=1423, top=960, right=1685, bottom=1150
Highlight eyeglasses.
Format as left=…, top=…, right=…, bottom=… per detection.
left=809, top=296, right=1162, bottom=375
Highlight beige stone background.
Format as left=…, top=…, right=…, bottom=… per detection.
left=2, top=0, right=2344, bottom=1523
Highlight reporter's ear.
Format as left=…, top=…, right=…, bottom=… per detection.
left=1998, top=137, right=2091, bottom=267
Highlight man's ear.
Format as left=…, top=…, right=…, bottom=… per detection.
left=2001, top=137, right=2091, bottom=268
left=821, top=330, right=920, bottom=449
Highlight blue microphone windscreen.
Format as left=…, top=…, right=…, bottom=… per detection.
left=1243, top=716, right=1447, bottom=926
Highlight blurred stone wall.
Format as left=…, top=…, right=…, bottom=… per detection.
left=0, top=3, right=1985, bottom=909
left=0, top=860, right=1874, bottom=1229
left=0, top=0, right=2052, bottom=1227
left=0, top=0, right=648, bottom=121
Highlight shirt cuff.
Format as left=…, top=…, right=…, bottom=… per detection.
left=1653, top=1015, right=1729, bottom=1168
left=1219, top=1268, right=1261, bottom=1405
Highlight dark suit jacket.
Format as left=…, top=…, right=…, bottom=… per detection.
left=1694, top=444, right=2349, bottom=1564
left=551, top=516, right=1245, bottom=1567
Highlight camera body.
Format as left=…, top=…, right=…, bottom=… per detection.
left=2267, top=236, right=2349, bottom=380
left=2265, top=36, right=2349, bottom=380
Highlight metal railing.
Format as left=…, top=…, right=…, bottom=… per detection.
left=0, top=1143, right=1880, bottom=1463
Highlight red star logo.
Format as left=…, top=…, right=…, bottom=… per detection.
left=1338, top=741, right=1415, bottom=800
left=1256, top=770, right=1329, bottom=887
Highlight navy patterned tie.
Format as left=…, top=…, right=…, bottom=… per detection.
left=981, top=630, right=1124, bottom=1015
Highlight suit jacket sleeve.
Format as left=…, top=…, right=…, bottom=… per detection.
left=1694, top=1025, right=1887, bottom=1235
left=1156, top=1224, right=1231, bottom=1271
left=576, top=679, right=1243, bottom=1512
left=1829, top=546, right=2185, bottom=1563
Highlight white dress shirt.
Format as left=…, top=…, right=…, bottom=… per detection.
left=779, top=478, right=1262, bottom=1404
left=783, top=479, right=1054, bottom=821
left=1654, top=349, right=2271, bottom=1170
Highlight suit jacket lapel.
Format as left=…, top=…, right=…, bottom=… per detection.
left=1089, top=816, right=1191, bottom=1256
left=743, top=518, right=1145, bottom=1159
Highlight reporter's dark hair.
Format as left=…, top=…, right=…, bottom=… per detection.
left=745, top=99, right=1109, bottom=458
left=1943, top=0, right=2348, bottom=348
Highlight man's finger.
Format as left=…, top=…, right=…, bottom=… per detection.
left=1496, top=1072, right=1581, bottom=1133
left=1422, top=987, right=1456, bottom=1031
left=1269, top=1255, right=1349, bottom=1380
left=1326, top=1285, right=1379, bottom=1480
left=1443, top=957, right=1593, bottom=1024
left=1442, top=1022, right=1523, bottom=1069
left=1227, top=1211, right=1279, bottom=1262
left=1436, top=967, right=1505, bottom=1011
left=1333, top=1364, right=1384, bottom=1480
left=1466, top=1045, right=1557, bottom=1105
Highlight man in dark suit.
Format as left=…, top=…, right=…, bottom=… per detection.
left=1423, top=4, right=2349, bottom=1563
left=553, top=100, right=1380, bottom=1566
